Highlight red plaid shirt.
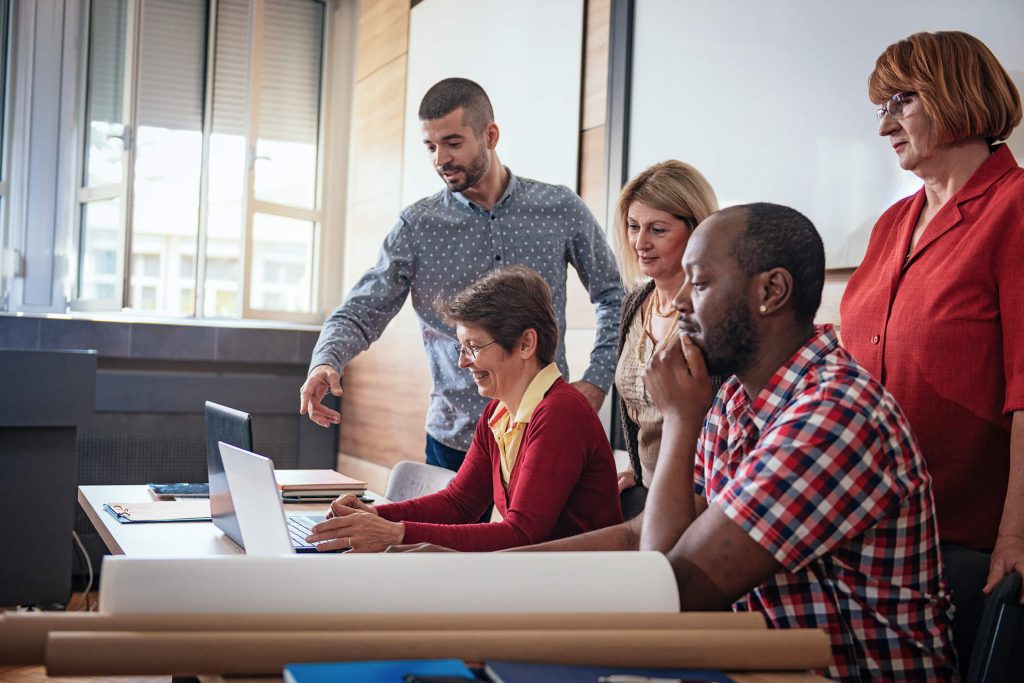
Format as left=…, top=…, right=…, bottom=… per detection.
left=695, top=326, right=958, bottom=682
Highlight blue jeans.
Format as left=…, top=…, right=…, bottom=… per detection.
left=425, top=434, right=467, bottom=472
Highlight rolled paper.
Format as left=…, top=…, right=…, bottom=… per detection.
left=45, top=628, right=831, bottom=676
left=0, top=611, right=764, bottom=664
left=99, top=552, right=681, bottom=614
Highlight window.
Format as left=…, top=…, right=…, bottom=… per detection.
left=76, top=0, right=326, bottom=320
left=0, top=0, right=11, bottom=309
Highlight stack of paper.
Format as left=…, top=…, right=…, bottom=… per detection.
left=275, top=469, right=366, bottom=503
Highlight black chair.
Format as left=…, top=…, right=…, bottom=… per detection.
left=620, top=484, right=647, bottom=521
left=942, top=543, right=993, bottom=673
left=966, top=569, right=1024, bottom=683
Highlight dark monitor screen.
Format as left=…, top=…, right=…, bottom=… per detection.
left=204, top=401, right=252, bottom=548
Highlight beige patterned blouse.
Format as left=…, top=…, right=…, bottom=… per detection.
left=613, top=302, right=679, bottom=487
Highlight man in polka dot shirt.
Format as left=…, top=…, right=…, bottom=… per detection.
left=300, top=78, right=624, bottom=472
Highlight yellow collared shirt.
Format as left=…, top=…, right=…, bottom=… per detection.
left=487, top=362, right=563, bottom=485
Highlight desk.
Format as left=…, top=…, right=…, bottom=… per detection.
left=78, top=485, right=382, bottom=556
left=80, top=486, right=831, bottom=683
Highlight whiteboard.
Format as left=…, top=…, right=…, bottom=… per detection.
left=402, top=0, right=584, bottom=206
left=630, top=0, right=1024, bottom=267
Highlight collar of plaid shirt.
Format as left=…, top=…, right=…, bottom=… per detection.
left=725, top=325, right=839, bottom=433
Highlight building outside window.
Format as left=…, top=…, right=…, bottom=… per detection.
left=76, top=0, right=326, bottom=320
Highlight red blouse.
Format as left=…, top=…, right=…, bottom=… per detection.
left=840, top=144, right=1024, bottom=551
left=375, top=378, right=623, bottom=551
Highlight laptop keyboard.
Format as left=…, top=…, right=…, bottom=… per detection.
left=287, top=514, right=326, bottom=549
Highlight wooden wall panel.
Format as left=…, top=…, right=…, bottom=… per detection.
left=581, top=0, right=610, bottom=131
left=578, top=126, right=607, bottom=224
left=355, top=0, right=410, bottom=81
left=339, top=311, right=430, bottom=469
left=350, top=55, right=408, bottom=204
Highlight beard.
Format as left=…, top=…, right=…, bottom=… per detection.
left=693, top=299, right=759, bottom=377
left=437, top=140, right=490, bottom=193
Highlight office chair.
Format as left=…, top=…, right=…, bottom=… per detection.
left=965, top=569, right=1024, bottom=683
left=384, top=460, right=457, bottom=503
left=620, top=485, right=647, bottom=521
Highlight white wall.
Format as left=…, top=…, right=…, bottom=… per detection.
left=630, top=0, right=1024, bottom=267
left=401, top=0, right=584, bottom=206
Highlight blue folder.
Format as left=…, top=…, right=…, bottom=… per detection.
left=284, top=658, right=476, bottom=683
left=484, top=660, right=735, bottom=683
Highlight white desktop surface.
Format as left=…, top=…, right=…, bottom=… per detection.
left=78, top=484, right=380, bottom=557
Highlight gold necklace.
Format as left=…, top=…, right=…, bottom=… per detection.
left=636, top=294, right=680, bottom=364
left=651, top=292, right=675, bottom=317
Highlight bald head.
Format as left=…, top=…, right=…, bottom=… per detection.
left=703, top=203, right=825, bottom=324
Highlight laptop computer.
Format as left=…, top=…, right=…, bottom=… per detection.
left=217, top=441, right=331, bottom=554
left=204, top=401, right=254, bottom=548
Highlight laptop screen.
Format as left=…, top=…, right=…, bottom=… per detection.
left=204, top=401, right=253, bottom=548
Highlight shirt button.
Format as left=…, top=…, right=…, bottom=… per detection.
left=870, top=334, right=880, bottom=344
left=495, top=255, right=502, bottom=261
left=490, top=215, right=497, bottom=221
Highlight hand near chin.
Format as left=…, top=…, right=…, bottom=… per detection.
left=643, top=334, right=714, bottom=424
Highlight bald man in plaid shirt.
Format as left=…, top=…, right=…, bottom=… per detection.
left=415, top=202, right=960, bottom=679
left=639, top=203, right=958, bottom=681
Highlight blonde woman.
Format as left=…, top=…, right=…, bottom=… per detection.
left=613, top=161, right=719, bottom=497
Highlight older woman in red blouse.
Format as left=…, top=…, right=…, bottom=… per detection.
left=841, top=31, right=1023, bottom=610
left=306, top=266, right=622, bottom=552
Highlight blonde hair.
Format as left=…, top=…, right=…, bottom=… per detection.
left=613, top=160, right=718, bottom=286
left=869, top=31, right=1021, bottom=145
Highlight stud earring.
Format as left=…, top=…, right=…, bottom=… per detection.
left=759, top=304, right=768, bottom=314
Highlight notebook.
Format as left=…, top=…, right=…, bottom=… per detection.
left=103, top=499, right=211, bottom=523
left=218, top=442, right=333, bottom=554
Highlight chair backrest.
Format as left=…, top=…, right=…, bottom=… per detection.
left=966, top=570, right=1024, bottom=683
left=384, top=460, right=457, bottom=503
left=619, top=485, right=647, bottom=522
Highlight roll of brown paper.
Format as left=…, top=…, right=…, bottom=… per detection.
left=1, top=611, right=764, bottom=664
left=45, top=628, right=830, bottom=676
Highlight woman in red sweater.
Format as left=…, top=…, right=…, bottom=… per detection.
left=840, top=31, right=1024, bottom=652
left=306, top=266, right=622, bottom=552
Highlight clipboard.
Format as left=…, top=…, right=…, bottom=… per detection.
left=103, top=500, right=211, bottom=524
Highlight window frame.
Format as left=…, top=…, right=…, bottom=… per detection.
left=0, top=0, right=14, bottom=311
left=71, top=0, right=329, bottom=323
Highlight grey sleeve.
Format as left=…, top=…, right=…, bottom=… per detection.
left=308, top=218, right=417, bottom=375
left=566, top=193, right=625, bottom=391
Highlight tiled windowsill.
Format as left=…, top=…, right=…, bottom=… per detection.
left=0, top=312, right=322, bottom=365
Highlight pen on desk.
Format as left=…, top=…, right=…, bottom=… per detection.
left=596, top=676, right=684, bottom=683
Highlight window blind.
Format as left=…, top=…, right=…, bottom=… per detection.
left=136, top=0, right=206, bottom=131
left=257, top=0, right=324, bottom=144
left=212, top=0, right=251, bottom=136
left=86, top=0, right=127, bottom=125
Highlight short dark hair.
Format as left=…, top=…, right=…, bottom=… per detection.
left=436, top=266, right=558, bottom=365
left=418, top=78, right=495, bottom=135
left=728, top=203, right=825, bottom=325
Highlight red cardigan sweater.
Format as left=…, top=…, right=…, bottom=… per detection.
left=375, top=378, right=623, bottom=551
